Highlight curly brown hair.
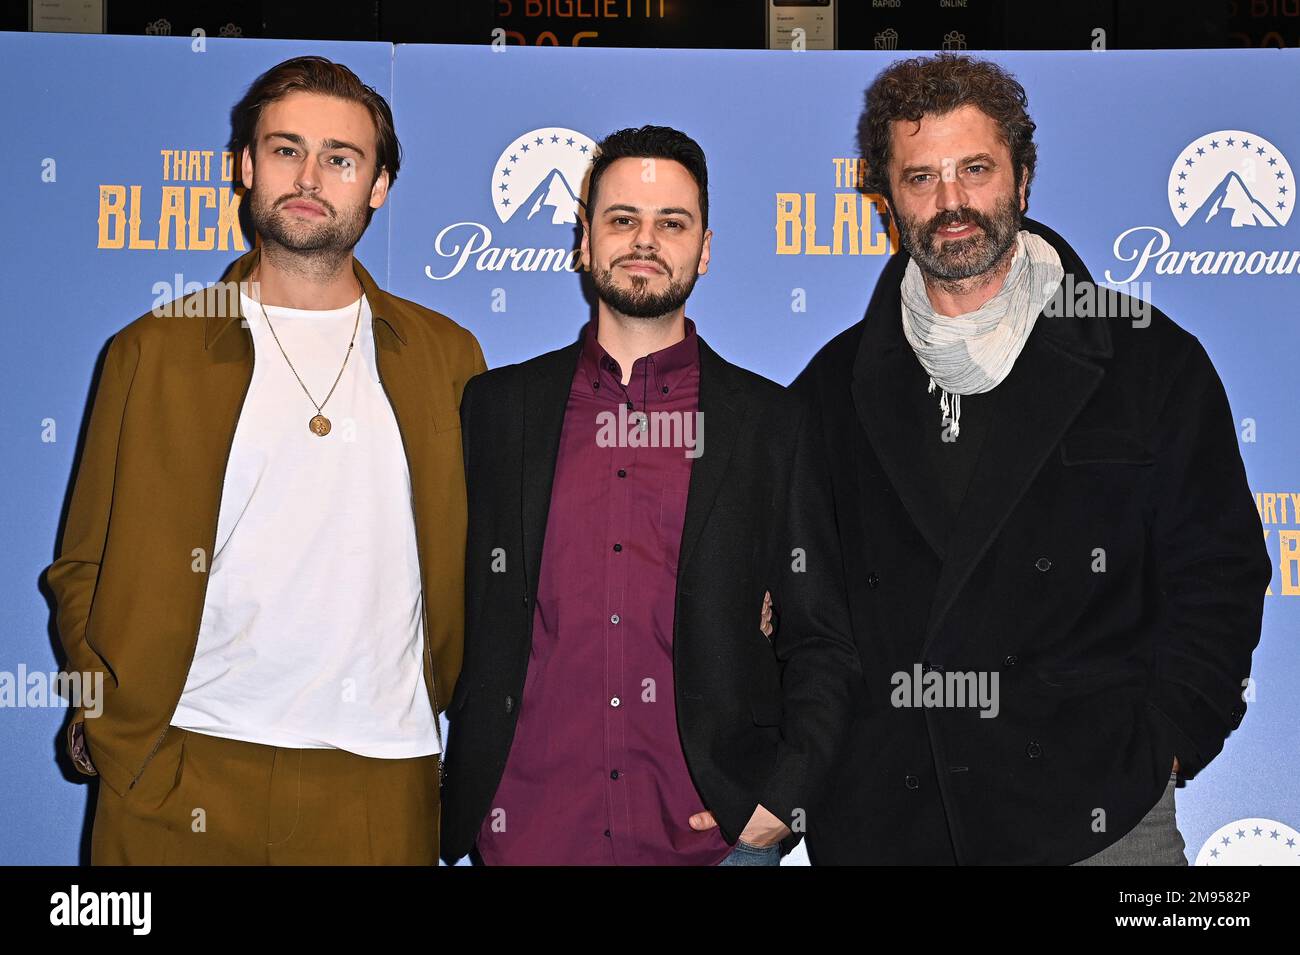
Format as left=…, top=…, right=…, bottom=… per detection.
left=857, top=54, right=1037, bottom=219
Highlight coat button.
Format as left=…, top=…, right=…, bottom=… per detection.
left=1026, top=740, right=1042, bottom=759
left=1003, top=655, right=1018, bottom=667
left=1035, top=557, right=1052, bottom=572
left=504, top=695, right=514, bottom=713
left=904, top=775, right=919, bottom=790
left=1229, top=707, right=1244, bottom=727
left=867, top=573, right=880, bottom=589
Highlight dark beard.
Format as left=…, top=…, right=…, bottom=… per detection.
left=247, top=183, right=369, bottom=270
left=897, top=193, right=1021, bottom=282
left=591, top=255, right=700, bottom=320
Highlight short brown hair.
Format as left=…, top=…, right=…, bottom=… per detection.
left=587, top=125, right=709, bottom=231
left=857, top=54, right=1037, bottom=216
left=229, top=55, right=401, bottom=188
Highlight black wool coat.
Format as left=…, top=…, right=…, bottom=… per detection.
left=793, top=217, right=1270, bottom=865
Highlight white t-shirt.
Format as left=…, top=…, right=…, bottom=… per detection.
left=171, top=292, right=440, bottom=758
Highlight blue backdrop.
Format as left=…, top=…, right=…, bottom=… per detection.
left=2, top=32, right=1295, bottom=865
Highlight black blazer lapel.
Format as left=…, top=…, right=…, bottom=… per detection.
left=851, top=259, right=950, bottom=560
left=678, top=337, right=745, bottom=575
left=852, top=348, right=951, bottom=560
left=520, top=341, right=582, bottom=602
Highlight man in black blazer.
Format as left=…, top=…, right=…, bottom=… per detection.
left=796, top=54, right=1270, bottom=865
left=440, top=126, right=858, bottom=865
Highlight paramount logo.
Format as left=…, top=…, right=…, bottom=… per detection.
left=1106, top=227, right=1300, bottom=283
left=425, top=126, right=598, bottom=281
left=1108, top=129, right=1297, bottom=282
left=425, top=222, right=583, bottom=280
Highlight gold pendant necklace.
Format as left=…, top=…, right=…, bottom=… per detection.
left=249, top=268, right=363, bottom=436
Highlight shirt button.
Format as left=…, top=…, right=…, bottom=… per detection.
left=610, top=770, right=620, bottom=780
left=610, top=613, right=620, bottom=625
left=617, top=468, right=627, bottom=478
left=661, top=386, right=668, bottom=394
left=613, top=543, right=622, bottom=552
left=1026, top=740, right=1043, bottom=759
left=867, top=572, right=880, bottom=589
left=604, top=829, right=611, bottom=837
left=904, top=775, right=919, bottom=790
left=610, top=697, right=621, bottom=707
left=1003, top=655, right=1018, bottom=667
left=1035, top=557, right=1052, bottom=572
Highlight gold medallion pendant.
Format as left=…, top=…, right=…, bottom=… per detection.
left=248, top=268, right=363, bottom=442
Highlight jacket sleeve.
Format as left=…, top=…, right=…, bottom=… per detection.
left=1145, top=336, right=1270, bottom=779
left=470, top=333, right=487, bottom=379
left=46, top=332, right=136, bottom=771
left=757, top=395, right=863, bottom=830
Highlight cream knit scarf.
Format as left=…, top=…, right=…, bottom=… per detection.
left=900, top=229, right=1063, bottom=438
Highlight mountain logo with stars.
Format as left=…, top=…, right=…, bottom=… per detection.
left=1168, top=130, right=1292, bottom=229
left=492, top=127, right=599, bottom=226
left=1195, top=817, right=1300, bottom=865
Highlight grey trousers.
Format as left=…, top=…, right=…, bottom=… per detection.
left=1072, top=773, right=1188, bottom=866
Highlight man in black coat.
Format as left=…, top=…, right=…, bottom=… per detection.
left=440, top=126, right=858, bottom=865
left=796, top=55, right=1270, bottom=865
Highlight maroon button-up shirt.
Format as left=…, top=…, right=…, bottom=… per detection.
left=476, top=317, right=730, bottom=865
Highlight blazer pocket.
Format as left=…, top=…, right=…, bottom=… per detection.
left=1033, top=663, right=1147, bottom=693
left=1059, top=429, right=1154, bottom=466
left=751, top=702, right=784, bottom=727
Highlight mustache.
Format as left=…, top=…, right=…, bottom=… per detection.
left=275, top=193, right=335, bottom=216
left=611, top=252, right=671, bottom=275
left=926, top=207, right=992, bottom=237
